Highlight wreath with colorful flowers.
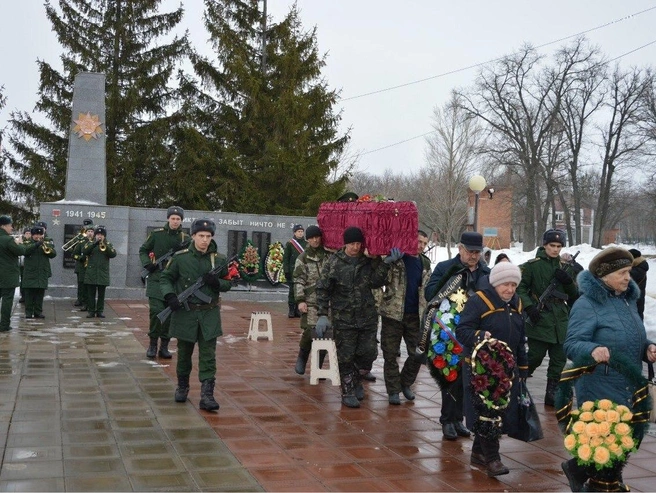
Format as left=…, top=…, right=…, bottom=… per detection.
left=237, top=240, right=261, bottom=283
left=470, top=338, right=516, bottom=440
left=264, top=241, right=286, bottom=285
left=426, top=298, right=464, bottom=389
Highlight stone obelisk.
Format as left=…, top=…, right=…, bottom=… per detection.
left=64, top=72, right=107, bottom=204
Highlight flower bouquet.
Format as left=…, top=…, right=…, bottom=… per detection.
left=238, top=240, right=261, bottom=283
left=264, top=241, right=286, bottom=285
left=563, top=399, right=637, bottom=491
left=426, top=298, right=464, bottom=389
left=470, top=338, right=516, bottom=440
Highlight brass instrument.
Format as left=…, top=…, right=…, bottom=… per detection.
left=42, top=242, right=53, bottom=255
left=99, top=240, right=107, bottom=252
left=62, top=233, right=85, bottom=251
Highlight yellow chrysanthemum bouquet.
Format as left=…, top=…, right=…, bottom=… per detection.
left=563, top=399, right=637, bottom=471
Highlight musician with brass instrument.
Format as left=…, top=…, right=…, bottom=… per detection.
left=70, top=219, right=94, bottom=309
left=18, top=227, right=32, bottom=303
left=22, top=225, right=57, bottom=319
left=0, top=215, right=40, bottom=332
left=82, top=225, right=117, bottom=318
left=139, top=205, right=188, bottom=359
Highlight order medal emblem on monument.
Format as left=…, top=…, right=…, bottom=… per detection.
left=72, top=112, right=103, bottom=141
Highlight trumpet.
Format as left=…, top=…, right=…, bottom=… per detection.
left=62, top=233, right=85, bottom=251
left=99, top=240, right=107, bottom=252
left=42, top=242, right=53, bottom=255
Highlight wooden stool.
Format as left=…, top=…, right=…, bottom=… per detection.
left=247, top=311, right=273, bottom=341
left=309, top=338, right=340, bottom=386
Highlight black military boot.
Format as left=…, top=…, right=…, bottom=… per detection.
left=146, top=337, right=158, bottom=358
left=199, top=379, right=220, bottom=411
left=175, top=375, right=190, bottom=403
left=545, top=378, right=558, bottom=407
left=158, top=338, right=172, bottom=359
left=288, top=303, right=296, bottom=318
left=295, top=348, right=310, bottom=375
left=340, top=376, right=360, bottom=408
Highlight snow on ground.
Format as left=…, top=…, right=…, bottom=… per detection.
left=425, top=242, right=656, bottom=341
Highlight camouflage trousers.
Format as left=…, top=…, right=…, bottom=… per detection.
left=380, top=313, right=422, bottom=395
left=334, top=323, right=378, bottom=395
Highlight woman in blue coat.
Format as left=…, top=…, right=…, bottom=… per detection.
left=562, top=247, right=656, bottom=492
left=457, top=262, right=529, bottom=478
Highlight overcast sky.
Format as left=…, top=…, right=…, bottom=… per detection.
left=2, top=1, right=656, bottom=177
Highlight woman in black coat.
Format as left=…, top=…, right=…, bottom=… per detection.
left=457, top=262, right=529, bottom=477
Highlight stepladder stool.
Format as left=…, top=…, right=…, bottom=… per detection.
left=309, top=338, right=340, bottom=386
left=247, top=311, right=273, bottom=341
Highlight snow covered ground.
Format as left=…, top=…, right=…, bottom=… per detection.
left=425, top=242, right=656, bottom=341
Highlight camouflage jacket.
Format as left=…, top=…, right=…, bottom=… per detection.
left=379, top=253, right=432, bottom=321
left=316, top=248, right=390, bottom=329
left=293, top=245, right=331, bottom=326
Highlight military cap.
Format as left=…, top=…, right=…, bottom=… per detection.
left=167, top=206, right=184, bottom=219
left=191, top=218, right=216, bottom=236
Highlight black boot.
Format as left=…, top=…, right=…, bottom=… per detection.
left=545, top=378, right=558, bottom=407
left=146, top=337, right=158, bottom=358
left=340, top=375, right=360, bottom=408
left=295, top=348, right=310, bottom=375
left=175, top=375, right=190, bottom=403
left=288, top=303, right=296, bottom=318
left=199, top=378, right=220, bottom=411
left=158, top=338, right=172, bottom=359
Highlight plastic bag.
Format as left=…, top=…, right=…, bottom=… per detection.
left=508, top=380, right=543, bottom=442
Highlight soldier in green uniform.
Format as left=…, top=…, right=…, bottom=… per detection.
left=0, top=216, right=37, bottom=331
left=315, top=226, right=400, bottom=408
left=160, top=218, right=233, bottom=411
left=139, top=206, right=188, bottom=359
left=292, top=225, right=331, bottom=375
left=283, top=224, right=307, bottom=318
left=379, top=230, right=432, bottom=405
left=82, top=225, right=117, bottom=318
left=18, top=227, right=31, bottom=303
left=22, top=225, right=57, bottom=318
left=72, top=220, right=94, bottom=310
left=517, top=229, right=580, bottom=406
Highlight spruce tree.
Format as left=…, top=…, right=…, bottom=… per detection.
left=4, top=0, right=188, bottom=208
left=189, top=0, right=351, bottom=215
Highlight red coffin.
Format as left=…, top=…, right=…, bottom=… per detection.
left=317, top=201, right=419, bottom=256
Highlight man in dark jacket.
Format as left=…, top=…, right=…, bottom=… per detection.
left=424, top=231, right=490, bottom=440
left=628, top=248, right=648, bottom=320
left=160, top=219, right=233, bottom=411
left=82, top=226, right=117, bottom=318
left=0, top=215, right=37, bottom=332
left=22, top=226, right=57, bottom=318
left=283, top=224, right=307, bottom=318
left=517, top=229, right=579, bottom=406
left=139, top=206, right=189, bottom=359
left=315, top=226, right=400, bottom=408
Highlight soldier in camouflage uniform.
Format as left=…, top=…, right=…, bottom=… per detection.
left=379, top=231, right=432, bottom=405
left=139, top=206, right=189, bottom=359
left=293, top=225, right=331, bottom=375
left=315, top=226, right=401, bottom=408
left=160, top=218, right=233, bottom=411
left=517, top=229, right=580, bottom=406
left=283, top=224, right=307, bottom=318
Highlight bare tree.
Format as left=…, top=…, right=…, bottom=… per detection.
left=592, top=66, right=652, bottom=247
left=417, top=92, right=485, bottom=257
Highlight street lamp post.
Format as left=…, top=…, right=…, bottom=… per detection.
left=469, top=175, right=487, bottom=233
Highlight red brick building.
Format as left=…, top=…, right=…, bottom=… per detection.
left=467, top=187, right=512, bottom=249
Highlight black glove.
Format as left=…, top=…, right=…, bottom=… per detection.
left=164, top=293, right=182, bottom=311
left=33, top=240, right=43, bottom=248
left=525, top=305, right=541, bottom=324
left=202, top=272, right=221, bottom=287
left=554, top=268, right=573, bottom=285
left=173, top=242, right=186, bottom=252
left=145, top=263, right=158, bottom=273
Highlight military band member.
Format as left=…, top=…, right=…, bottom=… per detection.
left=73, top=219, right=94, bottom=309
left=139, top=206, right=188, bottom=359
left=82, top=225, right=117, bottom=318
left=22, top=226, right=57, bottom=318
left=18, top=227, right=31, bottom=303
left=160, top=218, right=233, bottom=411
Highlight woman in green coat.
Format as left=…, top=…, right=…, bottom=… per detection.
left=160, top=218, right=233, bottom=411
left=82, top=225, right=117, bottom=318
left=22, top=226, right=57, bottom=318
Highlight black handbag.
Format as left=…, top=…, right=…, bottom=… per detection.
left=508, top=380, right=544, bottom=442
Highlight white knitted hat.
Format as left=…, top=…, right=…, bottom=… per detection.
left=489, top=262, right=521, bottom=287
